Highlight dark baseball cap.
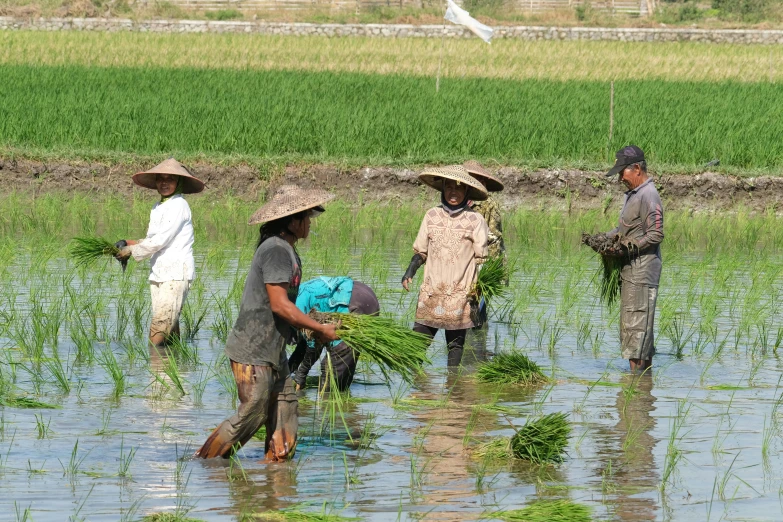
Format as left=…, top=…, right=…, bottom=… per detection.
left=607, top=145, right=645, bottom=177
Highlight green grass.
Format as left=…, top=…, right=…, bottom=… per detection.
left=0, top=395, right=59, bottom=409
left=3, top=64, right=783, bottom=170
left=493, top=499, right=592, bottom=522
left=476, top=350, right=548, bottom=385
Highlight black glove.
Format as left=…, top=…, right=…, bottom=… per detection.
left=401, top=253, right=425, bottom=284
left=114, top=239, right=129, bottom=272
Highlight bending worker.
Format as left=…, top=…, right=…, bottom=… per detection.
left=288, top=277, right=380, bottom=392
left=588, top=146, right=664, bottom=374
left=115, top=158, right=204, bottom=347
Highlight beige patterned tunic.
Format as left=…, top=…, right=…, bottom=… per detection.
left=413, top=206, right=489, bottom=330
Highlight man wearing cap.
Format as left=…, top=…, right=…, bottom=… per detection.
left=593, top=146, right=664, bottom=374
left=115, top=158, right=204, bottom=348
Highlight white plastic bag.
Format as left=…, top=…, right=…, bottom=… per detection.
left=444, top=0, right=494, bottom=44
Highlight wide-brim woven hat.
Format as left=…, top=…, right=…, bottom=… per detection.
left=418, top=165, right=488, bottom=201
left=132, top=158, right=205, bottom=194
left=248, top=185, right=335, bottom=225
left=463, top=160, right=504, bottom=192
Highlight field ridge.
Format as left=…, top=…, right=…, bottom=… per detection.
left=4, top=156, right=781, bottom=211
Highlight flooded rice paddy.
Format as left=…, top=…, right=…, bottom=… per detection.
left=2, top=199, right=783, bottom=521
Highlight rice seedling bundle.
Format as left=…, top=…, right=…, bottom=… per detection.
left=68, top=236, right=120, bottom=268
left=510, top=412, right=571, bottom=464
left=309, top=312, right=431, bottom=385
left=494, top=499, right=592, bottom=522
left=476, top=350, right=548, bottom=385
left=581, top=232, right=626, bottom=307
left=475, top=255, right=512, bottom=301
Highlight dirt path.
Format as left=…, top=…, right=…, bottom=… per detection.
left=2, top=157, right=780, bottom=211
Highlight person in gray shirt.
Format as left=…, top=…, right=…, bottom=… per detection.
left=196, top=185, right=339, bottom=461
left=593, top=145, right=664, bottom=374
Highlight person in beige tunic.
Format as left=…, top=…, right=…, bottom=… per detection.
left=402, top=165, right=489, bottom=367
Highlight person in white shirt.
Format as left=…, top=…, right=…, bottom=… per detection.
left=115, top=158, right=205, bottom=347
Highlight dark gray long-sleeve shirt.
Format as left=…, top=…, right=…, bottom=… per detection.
left=606, top=178, right=664, bottom=287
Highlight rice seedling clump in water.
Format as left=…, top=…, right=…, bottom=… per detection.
left=68, top=236, right=120, bottom=268
left=494, top=499, right=592, bottom=522
left=476, top=350, right=548, bottom=385
left=310, top=312, right=431, bottom=385
left=510, top=412, right=571, bottom=463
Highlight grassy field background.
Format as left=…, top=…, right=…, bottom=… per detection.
left=2, top=31, right=782, bottom=172
left=2, top=31, right=782, bottom=83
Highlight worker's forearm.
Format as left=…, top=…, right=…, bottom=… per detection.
left=272, top=299, right=328, bottom=333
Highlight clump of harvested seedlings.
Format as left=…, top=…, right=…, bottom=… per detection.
left=510, top=412, right=571, bottom=463
left=476, top=350, right=548, bottom=385
left=475, top=255, right=513, bottom=301
left=309, top=311, right=431, bottom=384
left=581, top=232, right=629, bottom=307
left=494, top=499, right=592, bottom=522
left=68, top=236, right=120, bottom=268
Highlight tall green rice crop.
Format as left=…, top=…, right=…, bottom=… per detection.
left=2, top=64, right=783, bottom=170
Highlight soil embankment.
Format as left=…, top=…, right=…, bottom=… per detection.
left=2, top=157, right=780, bottom=211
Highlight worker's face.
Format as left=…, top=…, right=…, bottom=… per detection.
left=289, top=212, right=312, bottom=240
left=156, top=174, right=178, bottom=197
left=619, top=164, right=647, bottom=190
left=443, top=179, right=468, bottom=206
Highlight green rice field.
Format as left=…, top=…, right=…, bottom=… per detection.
left=1, top=31, right=783, bottom=171
left=0, top=193, right=783, bottom=520
left=3, top=28, right=783, bottom=521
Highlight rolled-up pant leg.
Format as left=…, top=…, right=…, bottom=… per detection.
left=620, top=282, right=657, bottom=361
left=196, top=361, right=275, bottom=459
left=264, top=374, right=298, bottom=461
left=150, top=280, right=190, bottom=339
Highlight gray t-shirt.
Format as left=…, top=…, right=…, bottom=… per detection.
left=608, top=178, right=664, bottom=287
left=224, top=236, right=302, bottom=369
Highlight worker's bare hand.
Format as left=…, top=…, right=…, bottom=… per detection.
left=316, top=322, right=339, bottom=343
left=115, top=246, right=133, bottom=260
left=402, top=277, right=412, bottom=292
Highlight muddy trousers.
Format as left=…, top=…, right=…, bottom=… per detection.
left=196, top=360, right=298, bottom=460
left=620, top=282, right=658, bottom=361
left=413, top=323, right=466, bottom=367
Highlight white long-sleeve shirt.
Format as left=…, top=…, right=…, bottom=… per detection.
left=131, top=194, right=195, bottom=283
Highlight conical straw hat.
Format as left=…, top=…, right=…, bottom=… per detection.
left=132, top=158, right=205, bottom=194
left=249, top=185, right=335, bottom=225
left=463, top=160, right=504, bottom=192
left=418, top=165, right=488, bottom=201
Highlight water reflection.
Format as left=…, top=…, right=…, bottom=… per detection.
left=611, top=374, right=659, bottom=521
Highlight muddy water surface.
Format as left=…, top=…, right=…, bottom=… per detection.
left=1, top=247, right=782, bottom=521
